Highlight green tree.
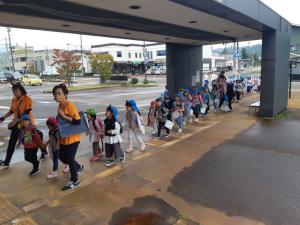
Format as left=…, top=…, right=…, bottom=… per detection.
left=253, top=53, right=260, bottom=66
left=90, top=53, right=114, bottom=83
left=52, top=49, right=81, bottom=87
left=241, top=48, right=248, bottom=59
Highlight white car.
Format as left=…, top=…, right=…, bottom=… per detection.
left=154, top=69, right=161, bottom=75
left=145, top=69, right=152, bottom=75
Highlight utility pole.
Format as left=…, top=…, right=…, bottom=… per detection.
left=143, top=41, right=148, bottom=80
left=7, top=28, right=15, bottom=71
left=5, top=37, right=9, bottom=69
left=80, top=34, right=84, bottom=76
left=25, top=43, right=28, bottom=73
left=237, top=41, right=241, bottom=78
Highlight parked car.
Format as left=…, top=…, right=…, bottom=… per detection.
left=13, top=71, right=23, bottom=81
left=22, top=74, right=43, bottom=86
left=0, top=72, right=7, bottom=83
left=3, top=71, right=15, bottom=83
left=145, top=69, right=152, bottom=75
left=154, top=69, right=161, bottom=75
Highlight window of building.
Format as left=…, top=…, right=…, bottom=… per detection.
left=291, top=45, right=297, bottom=51
left=117, top=51, right=122, bottom=57
left=20, top=57, right=27, bottom=62
left=150, top=51, right=153, bottom=59
left=128, top=53, right=131, bottom=58
left=139, top=53, right=142, bottom=58
left=156, top=50, right=166, bottom=56
left=135, top=52, right=138, bottom=58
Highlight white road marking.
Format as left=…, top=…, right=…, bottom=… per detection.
left=0, top=106, right=10, bottom=109
left=36, top=101, right=53, bottom=104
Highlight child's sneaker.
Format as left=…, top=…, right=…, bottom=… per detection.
left=62, top=181, right=80, bottom=191
left=63, top=165, right=69, bottom=173
left=165, top=134, right=170, bottom=138
left=29, top=168, right=40, bottom=176
left=140, top=144, right=146, bottom=152
left=47, top=171, right=58, bottom=179
left=90, top=155, right=99, bottom=161
left=120, top=153, right=125, bottom=163
left=189, top=118, right=192, bottom=124
left=77, top=165, right=84, bottom=174
left=126, top=146, right=133, bottom=153
left=183, top=121, right=186, bottom=126
left=195, top=118, right=199, bottom=122
left=105, top=159, right=115, bottom=167
left=178, top=128, right=183, bottom=133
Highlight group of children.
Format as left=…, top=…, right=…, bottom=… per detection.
left=147, top=86, right=211, bottom=138
left=16, top=74, right=251, bottom=182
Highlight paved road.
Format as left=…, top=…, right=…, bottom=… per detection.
left=0, top=82, right=165, bottom=163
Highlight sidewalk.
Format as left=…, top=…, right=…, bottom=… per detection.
left=4, top=92, right=298, bottom=225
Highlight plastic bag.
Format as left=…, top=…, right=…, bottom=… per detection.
left=165, top=120, right=174, bottom=130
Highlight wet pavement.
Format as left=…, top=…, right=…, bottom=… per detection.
left=1, top=89, right=300, bottom=225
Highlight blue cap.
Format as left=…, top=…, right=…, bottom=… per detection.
left=126, top=99, right=140, bottom=112
left=183, top=88, right=190, bottom=94
left=107, top=105, right=119, bottom=121
left=176, top=92, right=183, bottom=100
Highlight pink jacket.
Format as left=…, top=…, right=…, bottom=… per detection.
left=87, top=117, right=104, bottom=142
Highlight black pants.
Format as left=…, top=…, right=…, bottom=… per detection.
left=37, top=130, right=48, bottom=156
left=24, top=148, right=39, bottom=170
left=157, top=121, right=170, bottom=137
left=59, top=142, right=81, bottom=183
left=4, top=125, right=20, bottom=164
left=235, top=91, right=241, bottom=101
left=219, top=96, right=233, bottom=110
left=105, top=143, right=123, bottom=159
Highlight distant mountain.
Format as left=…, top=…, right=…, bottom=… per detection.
left=213, top=44, right=262, bottom=57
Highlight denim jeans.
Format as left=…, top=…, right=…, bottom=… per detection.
left=175, top=117, right=183, bottom=128
left=52, top=150, right=59, bottom=172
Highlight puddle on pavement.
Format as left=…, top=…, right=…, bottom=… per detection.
left=109, top=196, right=198, bottom=225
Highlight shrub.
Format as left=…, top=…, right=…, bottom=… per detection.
left=143, top=79, right=149, bottom=84
left=131, top=78, right=139, bottom=84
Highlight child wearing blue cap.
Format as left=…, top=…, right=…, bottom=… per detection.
left=104, top=105, right=125, bottom=167
left=124, top=100, right=146, bottom=153
left=183, top=89, right=192, bottom=125
left=17, top=114, right=44, bottom=176
left=173, top=93, right=184, bottom=133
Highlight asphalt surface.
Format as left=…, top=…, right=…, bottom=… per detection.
left=0, top=81, right=165, bottom=163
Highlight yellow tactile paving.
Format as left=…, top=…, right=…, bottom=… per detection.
left=12, top=216, right=38, bottom=225
left=0, top=193, right=22, bottom=224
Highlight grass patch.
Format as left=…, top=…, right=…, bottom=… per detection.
left=42, top=83, right=158, bottom=93
left=275, top=110, right=289, bottom=121
left=42, top=84, right=120, bottom=93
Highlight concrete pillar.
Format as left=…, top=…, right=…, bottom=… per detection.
left=166, top=43, right=203, bottom=96
left=260, top=23, right=291, bottom=117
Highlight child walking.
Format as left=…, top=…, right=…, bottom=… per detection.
left=85, top=108, right=104, bottom=161
left=203, top=87, right=211, bottom=117
left=104, top=105, right=125, bottom=167
left=17, top=114, right=44, bottom=176
left=191, top=88, right=203, bottom=122
left=44, top=117, right=69, bottom=179
left=124, top=100, right=146, bottom=153
left=173, top=93, right=184, bottom=133
left=155, top=98, right=170, bottom=138
left=183, top=89, right=192, bottom=124
left=147, top=101, right=157, bottom=136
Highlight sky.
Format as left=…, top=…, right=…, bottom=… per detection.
left=0, top=0, right=299, bottom=51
